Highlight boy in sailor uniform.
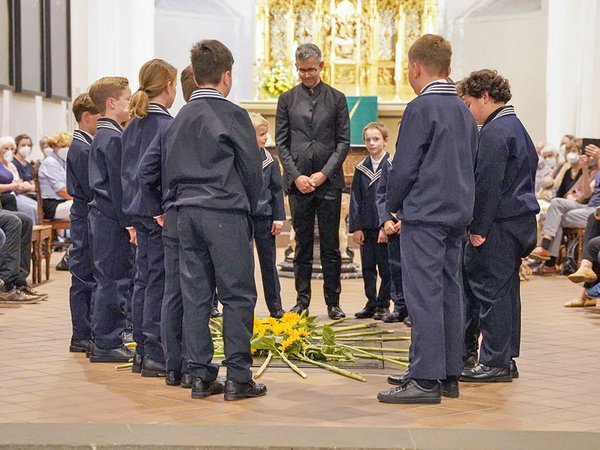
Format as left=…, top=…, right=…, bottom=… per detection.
left=349, top=122, right=391, bottom=320
left=249, top=113, right=286, bottom=319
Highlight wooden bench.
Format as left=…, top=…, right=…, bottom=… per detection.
left=31, top=224, right=52, bottom=285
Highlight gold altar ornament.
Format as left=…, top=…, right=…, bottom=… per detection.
left=254, top=0, right=438, bottom=101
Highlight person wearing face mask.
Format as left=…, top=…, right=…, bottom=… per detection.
left=557, top=134, right=575, bottom=165
left=535, top=146, right=557, bottom=195
left=0, top=136, right=19, bottom=212
left=552, top=139, right=587, bottom=201
left=13, top=135, right=35, bottom=185
left=38, top=132, right=73, bottom=221
left=2, top=135, right=38, bottom=224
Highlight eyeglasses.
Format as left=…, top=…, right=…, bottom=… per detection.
left=296, top=67, right=319, bottom=75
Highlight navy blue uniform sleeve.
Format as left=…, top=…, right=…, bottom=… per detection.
left=138, top=132, right=163, bottom=218
left=230, top=110, right=263, bottom=214
left=386, top=106, right=429, bottom=214
left=67, top=147, right=93, bottom=201
left=269, top=160, right=286, bottom=221
left=469, top=131, right=509, bottom=237
left=105, top=135, right=130, bottom=227
left=275, top=93, right=301, bottom=183
left=348, top=169, right=362, bottom=233
left=321, top=94, right=351, bottom=178
left=376, top=162, right=395, bottom=227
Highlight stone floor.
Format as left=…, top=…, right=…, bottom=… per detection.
left=1, top=252, right=600, bottom=448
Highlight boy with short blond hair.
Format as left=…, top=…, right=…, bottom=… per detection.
left=87, top=76, right=135, bottom=363
left=379, top=34, right=478, bottom=404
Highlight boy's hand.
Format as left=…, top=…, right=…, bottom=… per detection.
left=309, top=172, right=327, bottom=187
left=295, top=175, right=316, bottom=194
left=128, top=228, right=137, bottom=245
left=383, top=220, right=401, bottom=235
left=154, top=214, right=165, bottom=227
left=469, top=233, right=486, bottom=247
left=377, top=229, right=388, bottom=244
left=353, top=230, right=364, bottom=246
left=271, top=222, right=283, bottom=235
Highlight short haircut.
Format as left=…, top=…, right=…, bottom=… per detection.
left=0, top=136, right=16, bottom=149
left=566, top=138, right=582, bottom=152
left=295, top=43, right=322, bottom=62
left=190, top=40, right=234, bottom=86
left=362, top=122, right=389, bottom=141
left=46, top=132, right=72, bottom=148
left=14, top=134, right=32, bottom=147
left=39, top=137, right=48, bottom=148
left=88, top=76, right=129, bottom=114
left=129, top=59, right=177, bottom=119
left=248, top=112, right=269, bottom=129
left=408, top=34, right=452, bottom=76
left=462, top=69, right=512, bottom=103
left=72, top=93, right=99, bottom=123
left=180, top=64, right=196, bottom=102
left=454, top=78, right=466, bottom=98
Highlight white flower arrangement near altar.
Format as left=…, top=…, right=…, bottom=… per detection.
left=260, top=61, right=295, bottom=97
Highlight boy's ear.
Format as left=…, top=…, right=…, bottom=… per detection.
left=412, top=62, right=421, bottom=78
left=106, top=97, right=115, bottom=111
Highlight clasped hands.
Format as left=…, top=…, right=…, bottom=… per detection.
left=294, top=172, right=327, bottom=194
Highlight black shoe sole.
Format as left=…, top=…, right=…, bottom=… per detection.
left=141, top=368, right=166, bottom=377
left=90, top=356, right=133, bottom=363
left=441, top=389, right=460, bottom=398
left=377, top=393, right=441, bottom=404
left=511, top=372, right=519, bottom=379
left=69, top=345, right=88, bottom=353
left=460, top=375, right=512, bottom=383
left=192, top=388, right=224, bottom=399
left=165, top=379, right=181, bottom=386
left=180, top=382, right=192, bottom=389
left=131, top=365, right=142, bottom=374
left=224, top=390, right=267, bottom=401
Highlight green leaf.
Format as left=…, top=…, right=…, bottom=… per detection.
left=251, top=335, right=277, bottom=351
left=321, top=325, right=336, bottom=346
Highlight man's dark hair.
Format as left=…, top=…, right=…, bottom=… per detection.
left=463, top=69, right=512, bottom=103
left=190, top=40, right=234, bottom=86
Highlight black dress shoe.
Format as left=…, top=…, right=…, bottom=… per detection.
left=165, top=370, right=181, bottom=386
left=387, top=371, right=410, bottom=385
left=141, top=356, right=166, bottom=377
left=122, top=331, right=134, bottom=344
left=131, top=352, right=143, bottom=373
left=354, top=307, right=375, bottom=319
left=327, top=305, right=346, bottom=320
left=69, top=338, right=93, bottom=353
left=224, top=380, right=267, bottom=401
left=290, top=304, right=308, bottom=316
left=210, top=308, right=222, bottom=318
left=270, top=309, right=285, bottom=319
left=381, top=310, right=400, bottom=322
left=373, top=307, right=388, bottom=320
left=460, top=363, right=512, bottom=382
left=510, top=359, right=519, bottom=379
left=403, top=316, right=412, bottom=327
left=180, top=373, right=193, bottom=389
left=89, top=345, right=135, bottom=363
left=377, top=379, right=441, bottom=404
left=440, top=379, right=459, bottom=398
left=463, top=354, right=477, bottom=371
left=191, top=377, right=225, bottom=399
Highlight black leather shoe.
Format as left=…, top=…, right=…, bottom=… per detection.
left=165, top=371, right=181, bottom=386
left=141, top=356, right=166, bottom=377
left=463, top=354, right=477, bottom=371
left=290, top=303, right=309, bottom=316
left=191, top=377, right=225, bottom=399
left=387, top=371, right=410, bottom=385
left=403, top=316, right=412, bottom=327
left=460, top=363, right=512, bottom=382
left=131, top=352, right=143, bottom=373
left=69, top=338, right=93, bottom=353
left=122, top=331, right=134, bottom=344
left=327, top=305, right=346, bottom=320
left=377, top=379, right=441, bottom=404
left=180, top=373, right=193, bottom=389
left=89, top=345, right=134, bottom=363
left=381, top=310, right=400, bottom=322
left=354, top=307, right=375, bottom=319
left=373, top=307, right=388, bottom=320
left=224, top=380, right=267, bottom=401
left=210, top=308, right=222, bottom=318
left=270, top=309, right=285, bottom=319
left=440, top=379, right=459, bottom=398
left=510, top=359, right=519, bottom=379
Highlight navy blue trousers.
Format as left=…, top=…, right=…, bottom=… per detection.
left=89, top=208, right=131, bottom=350
left=131, top=227, right=148, bottom=356
left=386, top=232, right=408, bottom=315
left=68, top=212, right=95, bottom=341
left=463, top=214, right=537, bottom=367
left=360, top=229, right=390, bottom=309
left=252, top=216, right=283, bottom=314
left=178, top=207, right=257, bottom=383
left=401, top=222, right=465, bottom=380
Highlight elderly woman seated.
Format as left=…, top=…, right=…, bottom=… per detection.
left=38, top=132, right=73, bottom=221
left=0, top=136, right=38, bottom=223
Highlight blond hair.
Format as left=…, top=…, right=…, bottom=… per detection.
left=249, top=112, right=269, bottom=130
left=566, top=138, right=582, bottom=152
left=88, top=76, right=129, bottom=115
left=129, top=59, right=177, bottom=119
left=46, top=132, right=72, bottom=148
left=362, top=122, right=389, bottom=141
left=408, top=34, right=452, bottom=77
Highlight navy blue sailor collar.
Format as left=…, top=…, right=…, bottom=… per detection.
left=96, top=117, right=123, bottom=134
left=419, top=80, right=457, bottom=96
left=72, top=129, right=93, bottom=146
left=482, top=105, right=516, bottom=128
left=147, top=102, right=173, bottom=117
left=189, top=88, right=228, bottom=102
left=356, top=152, right=389, bottom=186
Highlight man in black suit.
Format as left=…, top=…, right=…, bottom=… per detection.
left=275, top=43, right=350, bottom=320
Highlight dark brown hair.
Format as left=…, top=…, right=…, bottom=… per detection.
left=72, top=93, right=99, bottom=122
left=14, top=134, right=32, bottom=148
left=190, top=40, right=234, bottom=86
left=408, top=34, right=452, bottom=76
left=180, top=64, right=196, bottom=102
left=462, top=69, right=512, bottom=103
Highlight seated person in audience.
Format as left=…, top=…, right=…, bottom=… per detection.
left=536, top=146, right=557, bottom=197
left=40, top=137, right=52, bottom=158
left=558, top=133, right=576, bottom=164
left=13, top=134, right=36, bottom=186
left=38, top=132, right=73, bottom=220
left=552, top=139, right=588, bottom=201
left=530, top=149, right=600, bottom=269
left=0, top=136, right=20, bottom=211
left=564, top=212, right=600, bottom=306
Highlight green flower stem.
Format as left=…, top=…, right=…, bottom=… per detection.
left=319, top=317, right=349, bottom=327
left=344, top=346, right=410, bottom=367
left=328, top=323, right=377, bottom=333
left=254, top=351, right=273, bottom=379
left=334, top=330, right=394, bottom=338
left=277, top=350, right=307, bottom=379
left=336, top=337, right=410, bottom=342
left=115, top=363, right=133, bottom=370
left=296, top=354, right=366, bottom=382
left=353, top=346, right=409, bottom=353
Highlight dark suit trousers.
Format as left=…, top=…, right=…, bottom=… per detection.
left=401, top=222, right=465, bottom=380
left=178, top=207, right=256, bottom=383
left=360, top=229, right=390, bottom=309
left=252, top=216, right=283, bottom=313
left=68, top=212, right=95, bottom=341
left=289, top=187, right=342, bottom=307
left=387, top=233, right=407, bottom=315
left=0, top=210, right=32, bottom=289
left=132, top=225, right=148, bottom=356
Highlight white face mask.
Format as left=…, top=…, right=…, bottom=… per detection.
left=3, top=150, right=14, bottom=163
left=544, top=157, right=557, bottom=168
left=567, top=152, right=580, bottom=165
left=18, top=146, right=31, bottom=158
left=43, top=148, right=54, bottom=158
left=58, top=147, right=69, bottom=161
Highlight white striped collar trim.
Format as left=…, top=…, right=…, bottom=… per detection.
left=420, top=83, right=457, bottom=96
left=148, top=103, right=172, bottom=117
left=189, top=88, right=227, bottom=102
left=356, top=155, right=386, bottom=186
left=262, top=149, right=274, bottom=169
left=491, top=105, right=516, bottom=122
left=72, top=129, right=93, bottom=146
left=96, top=118, right=123, bottom=135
